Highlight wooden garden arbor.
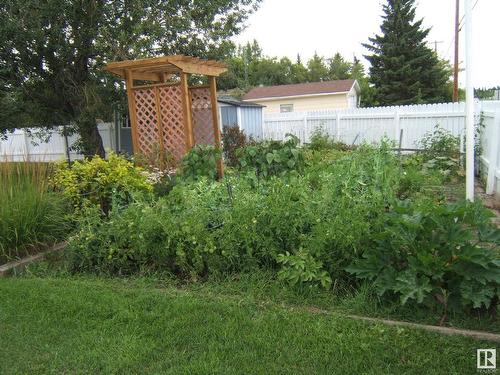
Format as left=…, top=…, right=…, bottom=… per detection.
left=105, top=55, right=227, bottom=177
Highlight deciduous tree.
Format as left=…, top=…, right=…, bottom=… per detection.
left=0, top=0, right=260, bottom=156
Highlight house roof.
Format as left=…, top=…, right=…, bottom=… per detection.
left=217, top=96, right=264, bottom=108
left=105, top=55, right=227, bottom=81
left=243, top=79, right=358, bottom=101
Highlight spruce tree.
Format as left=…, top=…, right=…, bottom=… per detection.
left=363, top=0, right=450, bottom=106
left=328, top=53, right=352, bottom=80
left=307, top=53, right=329, bottom=82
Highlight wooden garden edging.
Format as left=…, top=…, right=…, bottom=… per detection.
left=299, top=306, right=500, bottom=342
left=345, top=314, right=500, bottom=343
left=0, top=242, right=67, bottom=277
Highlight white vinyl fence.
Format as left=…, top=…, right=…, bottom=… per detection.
left=1, top=102, right=499, bottom=195
left=0, top=122, right=115, bottom=162
left=259, top=101, right=500, bottom=195
left=480, top=109, right=500, bottom=195
left=262, top=102, right=476, bottom=148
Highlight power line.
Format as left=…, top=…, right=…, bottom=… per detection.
left=458, top=0, right=479, bottom=31
left=445, top=0, right=479, bottom=60
left=453, top=0, right=460, bottom=101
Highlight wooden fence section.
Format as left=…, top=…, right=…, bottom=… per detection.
left=260, top=101, right=500, bottom=195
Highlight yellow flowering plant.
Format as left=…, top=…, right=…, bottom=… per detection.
left=51, top=153, right=153, bottom=215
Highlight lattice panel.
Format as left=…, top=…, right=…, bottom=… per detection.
left=190, top=87, right=215, bottom=146
left=134, top=87, right=160, bottom=156
left=158, top=85, right=186, bottom=161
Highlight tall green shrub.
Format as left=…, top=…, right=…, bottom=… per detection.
left=52, top=153, right=152, bottom=215
left=364, top=0, right=450, bottom=105
left=222, top=125, right=248, bottom=167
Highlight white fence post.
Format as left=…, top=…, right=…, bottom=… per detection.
left=303, top=113, right=308, bottom=145
left=486, top=110, right=500, bottom=194
left=23, top=129, right=30, bottom=161
left=336, top=111, right=341, bottom=141
left=394, top=108, right=401, bottom=143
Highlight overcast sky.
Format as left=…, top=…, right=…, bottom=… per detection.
left=234, top=0, right=499, bottom=88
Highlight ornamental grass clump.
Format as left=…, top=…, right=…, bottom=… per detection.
left=0, top=161, right=69, bottom=263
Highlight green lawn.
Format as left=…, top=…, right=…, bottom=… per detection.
left=0, top=276, right=497, bottom=374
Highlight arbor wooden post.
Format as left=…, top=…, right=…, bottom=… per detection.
left=181, top=72, right=195, bottom=150
left=106, top=55, right=227, bottom=167
left=209, top=76, right=224, bottom=179
left=124, top=69, right=139, bottom=154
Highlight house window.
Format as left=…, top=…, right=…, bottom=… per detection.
left=280, top=104, right=293, bottom=113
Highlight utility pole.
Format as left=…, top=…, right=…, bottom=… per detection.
left=432, top=40, right=443, bottom=53
left=453, top=0, right=460, bottom=102
left=465, top=0, right=475, bottom=202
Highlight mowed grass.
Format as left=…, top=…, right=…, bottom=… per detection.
left=0, top=276, right=496, bottom=374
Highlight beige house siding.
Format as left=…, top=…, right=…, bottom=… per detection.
left=253, top=93, right=349, bottom=114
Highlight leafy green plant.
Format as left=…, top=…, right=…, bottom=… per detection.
left=303, top=142, right=402, bottom=279
left=52, top=152, right=152, bottom=215
left=420, top=126, right=460, bottom=158
left=237, top=135, right=305, bottom=178
left=398, top=154, right=449, bottom=200
left=418, top=126, right=462, bottom=180
left=65, top=188, right=221, bottom=278
left=308, top=126, right=354, bottom=152
left=151, top=172, right=178, bottom=197
left=222, top=125, right=248, bottom=167
left=347, top=200, right=500, bottom=317
left=180, top=145, right=222, bottom=182
left=308, top=126, right=333, bottom=151
left=277, top=249, right=332, bottom=289
left=213, top=175, right=315, bottom=271
left=474, top=112, right=486, bottom=170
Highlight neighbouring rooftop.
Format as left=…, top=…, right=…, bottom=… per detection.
left=217, top=96, right=264, bottom=108
left=243, top=79, right=357, bottom=101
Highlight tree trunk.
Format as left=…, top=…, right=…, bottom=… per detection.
left=79, top=118, right=105, bottom=159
